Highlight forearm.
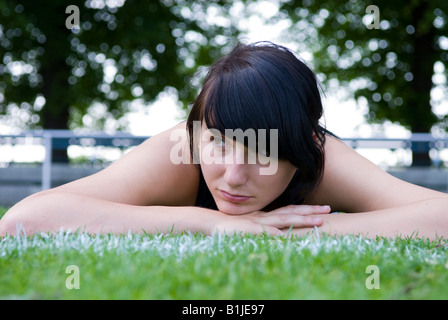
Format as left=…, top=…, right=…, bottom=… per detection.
left=289, top=198, right=448, bottom=240
left=0, top=192, right=221, bottom=236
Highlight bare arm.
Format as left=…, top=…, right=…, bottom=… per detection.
left=0, top=192, right=224, bottom=235
left=0, top=122, right=207, bottom=235
left=300, top=136, right=448, bottom=240
left=287, top=198, right=448, bottom=240
left=0, top=122, right=208, bottom=235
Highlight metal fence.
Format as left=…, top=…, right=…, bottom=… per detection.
left=0, top=130, right=447, bottom=191
left=0, top=130, right=149, bottom=190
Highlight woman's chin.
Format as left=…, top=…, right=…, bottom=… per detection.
left=215, top=201, right=260, bottom=215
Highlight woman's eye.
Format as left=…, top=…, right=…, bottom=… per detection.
left=211, top=136, right=225, bottom=148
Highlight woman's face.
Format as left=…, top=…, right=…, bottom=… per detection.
left=199, top=123, right=297, bottom=215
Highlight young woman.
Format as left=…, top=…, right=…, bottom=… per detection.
left=1, top=42, right=447, bottom=239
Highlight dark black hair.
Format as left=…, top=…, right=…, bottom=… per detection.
left=187, top=41, right=326, bottom=210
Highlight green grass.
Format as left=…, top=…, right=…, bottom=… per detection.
left=0, top=207, right=7, bottom=219
left=1, top=222, right=447, bottom=299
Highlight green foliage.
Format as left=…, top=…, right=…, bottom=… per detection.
left=1, top=231, right=447, bottom=299
left=0, top=0, right=239, bottom=130
left=1, top=0, right=446, bottom=135
left=280, top=0, right=448, bottom=132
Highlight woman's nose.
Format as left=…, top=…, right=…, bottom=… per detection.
left=223, top=145, right=249, bottom=187
left=223, top=162, right=249, bottom=187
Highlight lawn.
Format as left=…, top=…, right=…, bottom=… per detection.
left=0, top=207, right=6, bottom=219
left=1, top=206, right=448, bottom=300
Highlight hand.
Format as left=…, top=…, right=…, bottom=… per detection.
left=212, top=205, right=331, bottom=236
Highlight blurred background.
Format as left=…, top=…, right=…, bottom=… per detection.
left=0, top=0, right=447, bottom=206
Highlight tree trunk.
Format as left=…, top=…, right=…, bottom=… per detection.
left=38, top=4, right=73, bottom=163
left=39, top=57, right=72, bottom=163
left=408, top=1, right=437, bottom=167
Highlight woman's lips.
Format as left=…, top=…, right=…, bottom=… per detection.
left=219, top=190, right=252, bottom=203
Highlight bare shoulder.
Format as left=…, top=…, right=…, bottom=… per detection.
left=304, top=135, right=447, bottom=212
left=51, top=121, right=200, bottom=206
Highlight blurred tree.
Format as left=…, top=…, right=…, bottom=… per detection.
left=280, top=0, right=448, bottom=165
left=0, top=0, right=239, bottom=161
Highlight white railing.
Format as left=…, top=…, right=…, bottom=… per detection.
left=0, top=130, right=149, bottom=190
left=0, top=130, right=447, bottom=191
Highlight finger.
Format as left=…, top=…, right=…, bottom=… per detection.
left=257, top=214, right=324, bottom=229
left=269, top=205, right=331, bottom=216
